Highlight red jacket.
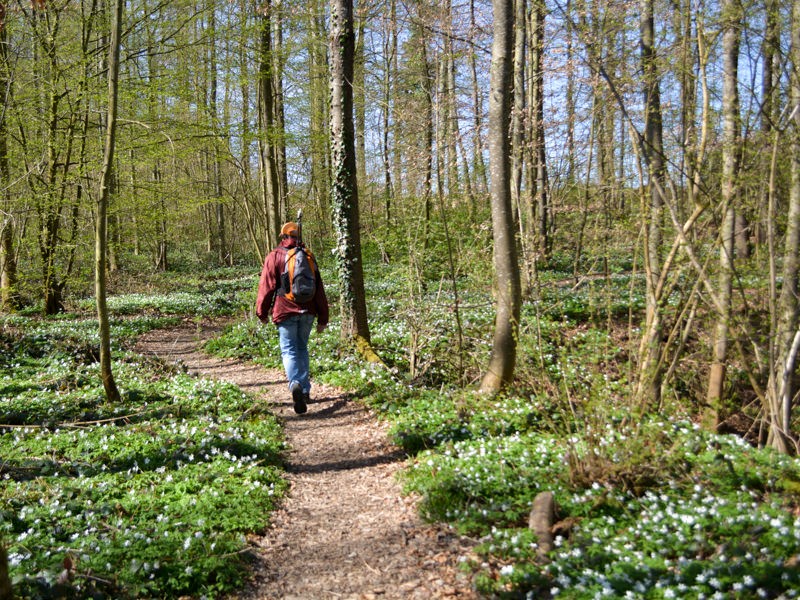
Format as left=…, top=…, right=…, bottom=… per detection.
left=256, top=238, right=329, bottom=326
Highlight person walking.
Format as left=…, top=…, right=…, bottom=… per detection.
left=256, top=221, right=329, bottom=414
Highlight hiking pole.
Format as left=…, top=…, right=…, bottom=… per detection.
left=296, top=208, right=303, bottom=247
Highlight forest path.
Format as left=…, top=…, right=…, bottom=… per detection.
left=134, top=318, right=478, bottom=600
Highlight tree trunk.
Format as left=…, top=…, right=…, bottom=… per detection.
left=481, top=0, right=521, bottom=394
left=258, top=1, right=281, bottom=243
left=756, top=0, right=779, bottom=253
left=634, top=0, right=666, bottom=409
left=705, top=0, right=741, bottom=429
left=0, top=2, right=19, bottom=311
left=381, top=0, right=395, bottom=223
left=208, top=1, right=228, bottom=266
left=330, top=0, right=374, bottom=356
left=564, top=0, right=576, bottom=183
left=417, top=16, right=434, bottom=241
left=531, top=0, right=548, bottom=259
left=0, top=542, right=11, bottom=600
left=95, top=0, right=122, bottom=403
left=273, top=0, right=287, bottom=220
left=470, top=0, right=488, bottom=195
left=766, top=0, right=800, bottom=452
left=354, top=0, right=367, bottom=193
left=510, top=0, right=528, bottom=290
left=308, top=0, right=329, bottom=221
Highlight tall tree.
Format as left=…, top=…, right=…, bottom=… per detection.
left=257, top=0, right=282, bottom=243
left=705, top=0, right=742, bottom=428
left=766, top=0, right=800, bottom=452
left=272, top=0, right=288, bottom=212
left=307, top=0, right=329, bottom=220
left=210, top=1, right=229, bottom=266
left=530, top=0, right=548, bottom=259
left=481, top=0, right=520, bottom=394
left=511, top=0, right=528, bottom=286
left=469, top=0, right=488, bottom=195
left=634, top=0, right=667, bottom=408
left=0, top=1, right=19, bottom=311
left=330, top=0, right=374, bottom=358
left=380, top=0, right=396, bottom=223
left=95, top=0, right=122, bottom=402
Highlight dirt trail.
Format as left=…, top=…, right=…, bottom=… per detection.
left=134, top=319, right=478, bottom=600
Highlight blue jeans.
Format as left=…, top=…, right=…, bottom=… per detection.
left=276, top=314, right=315, bottom=394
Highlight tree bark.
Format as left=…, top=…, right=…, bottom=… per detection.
left=258, top=0, right=282, bottom=243
left=381, top=0, right=395, bottom=223
left=634, top=0, right=666, bottom=408
left=308, top=0, right=329, bottom=221
left=705, top=0, right=741, bottom=429
left=208, top=1, right=228, bottom=266
left=469, top=0, right=488, bottom=195
left=0, top=2, right=19, bottom=311
left=766, top=0, right=800, bottom=452
left=511, top=0, right=528, bottom=289
left=531, top=0, right=548, bottom=259
left=528, top=491, right=555, bottom=558
left=0, top=542, right=11, bottom=600
left=330, top=0, right=373, bottom=355
left=481, top=0, right=521, bottom=394
left=95, top=0, right=122, bottom=403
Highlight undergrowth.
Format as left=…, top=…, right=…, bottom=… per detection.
left=205, top=246, right=800, bottom=599
left=1, top=273, right=286, bottom=599
left=4, top=234, right=800, bottom=600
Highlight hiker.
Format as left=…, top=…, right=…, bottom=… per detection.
left=256, top=221, right=329, bottom=414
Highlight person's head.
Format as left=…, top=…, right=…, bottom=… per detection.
left=280, top=221, right=299, bottom=240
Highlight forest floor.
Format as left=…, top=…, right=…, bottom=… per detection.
left=134, top=318, right=480, bottom=600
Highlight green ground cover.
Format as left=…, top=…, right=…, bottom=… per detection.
left=1, top=274, right=286, bottom=599
left=3, top=247, right=800, bottom=599
left=205, top=245, right=800, bottom=599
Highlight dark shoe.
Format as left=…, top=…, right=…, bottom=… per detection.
left=291, top=382, right=307, bottom=414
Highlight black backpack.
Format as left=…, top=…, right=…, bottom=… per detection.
left=281, top=244, right=317, bottom=304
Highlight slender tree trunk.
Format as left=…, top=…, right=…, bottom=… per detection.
left=756, top=0, right=779, bottom=252
left=442, top=0, right=460, bottom=201
left=635, top=0, right=666, bottom=408
left=354, top=0, right=367, bottom=192
left=531, top=0, right=548, bottom=259
left=0, top=2, right=19, bottom=311
left=208, top=1, right=228, bottom=266
left=390, top=17, right=402, bottom=203
left=564, top=0, right=575, bottom=183
left=481, top=0, right=520, bottom=394
left=0, top=542, right=10, bottom=600
left=676, top=0, right=696, bottom=212
left=705, top=0, right=742, bottom=429
left=257, top=0, right=281, bottom=242
left=96, top=0, right=122, bottom=402
left=470, top=0, right=488, bottom=195
left=417, top=17, right=434, bottom=239
left=766, top=0, right=800, bottom=452
left=273, top=0, right=287, bottom=219
left=330, top=0, right=374, bottom=357
left=511, top=0, right=529, bottom=290
left=308, top=0, right=329, bottom=222
left=435, top=56, right=446, bottom=204
left=381, top=0, right=395, bottom=224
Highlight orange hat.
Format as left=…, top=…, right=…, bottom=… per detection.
left=280, top=222, right=299, bottom=237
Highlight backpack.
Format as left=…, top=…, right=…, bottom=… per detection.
left=280, top=244, right=317, bottom=304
